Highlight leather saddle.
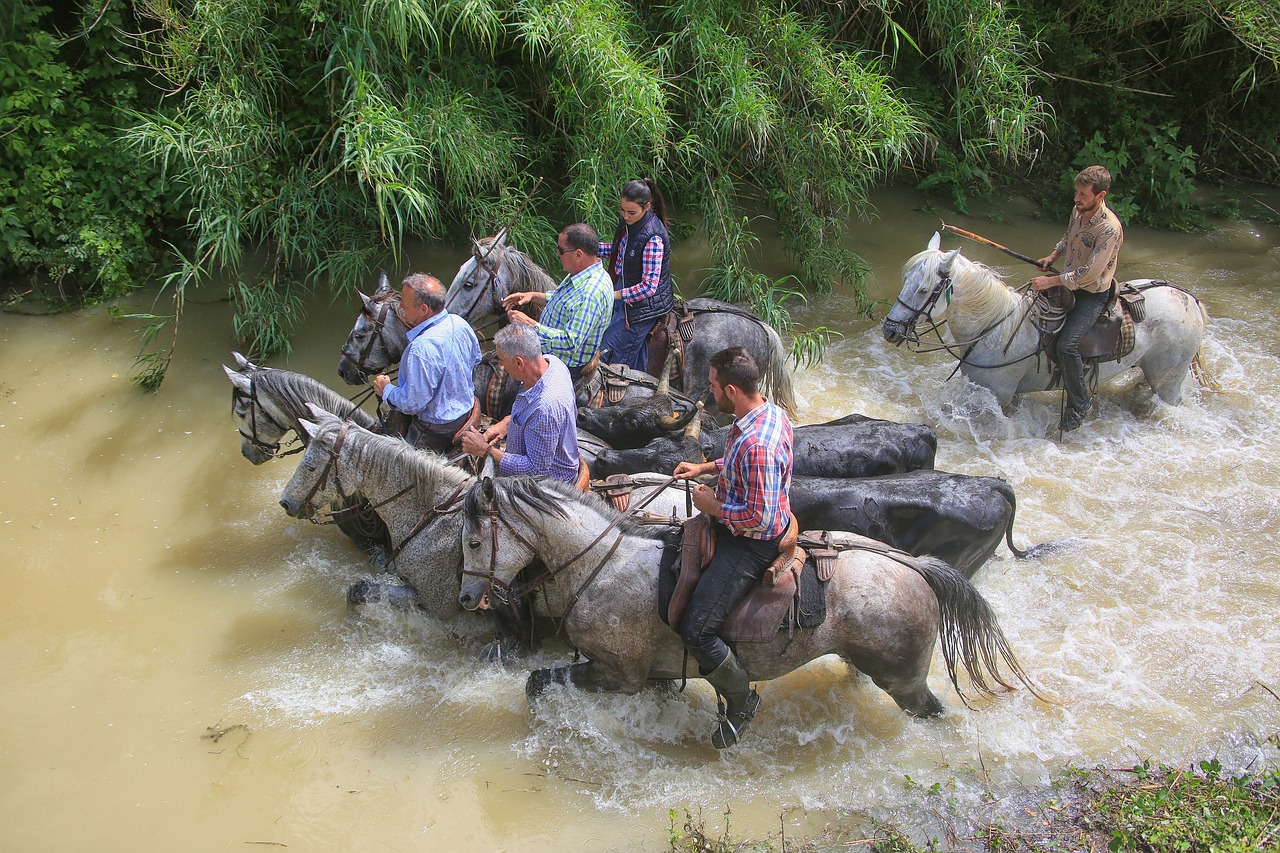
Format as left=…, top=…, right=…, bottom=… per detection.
left=644, top=303, right=692, bottom=389
left=1037, top=282, right=1151, bottom=367
left=667, top=514, right=813, bottom=643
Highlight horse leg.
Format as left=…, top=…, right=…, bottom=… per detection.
left=525, top=654, right=648, bottom=700
left=346, top=577, right=420, bottom=609
left=848, top=654, right=945, bottom=717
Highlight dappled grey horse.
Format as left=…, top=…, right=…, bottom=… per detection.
left=458, top=476, right=1045, bottom=729
left=884, top=232, right=1209, bottom=409
left=224, top=354, right=389, bottom=557
left=277, top=407, right=474, bottom=619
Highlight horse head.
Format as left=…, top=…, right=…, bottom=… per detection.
left=883, top=233, right=960, bottom=344
left=224, top=355, right=290, bottom=464
left=338, top=271, right=409, bottom=385
left=278, top=406, right=352, bottom=519
left=445, top=235, right=510, bottom=325
left=458, top=476, right=542, bottom=611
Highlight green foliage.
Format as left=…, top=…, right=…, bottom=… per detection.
left=916, top=148, right=994, bottom=214
left=1067, top=124, right=1200, bottom=229
left=0, top=1, right=168, bottom=304
left=1098, top=760, right=1280, bottom=852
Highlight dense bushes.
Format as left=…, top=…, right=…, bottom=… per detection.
left=3, top=1, right=1277, bottom=386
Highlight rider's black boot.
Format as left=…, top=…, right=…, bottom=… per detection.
left=704, top=652, right=761, bottom=749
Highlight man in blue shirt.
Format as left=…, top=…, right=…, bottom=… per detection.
left=373, top=273, right=481, bottom=454
left=459, top=323, right=581, bottom=483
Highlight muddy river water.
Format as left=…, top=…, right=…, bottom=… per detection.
left=2, top=188, right=1278, bottom=850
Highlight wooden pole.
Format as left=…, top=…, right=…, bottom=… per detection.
left=940, top=221, right=1060, bottom=275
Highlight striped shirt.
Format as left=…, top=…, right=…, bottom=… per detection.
left=499, top=355, right=580, bottom=482
left=715, top=400, right=793, bottom=539
left=1054, top=202, right=1124, bottom=294
left=382, top=309, right=481, bottom=423
left=600, top=233, right=665, bottom=302
left=536, top=261, right=612, bottom=368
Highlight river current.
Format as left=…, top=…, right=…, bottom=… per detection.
left=2, top=187, right=1278, bottom=850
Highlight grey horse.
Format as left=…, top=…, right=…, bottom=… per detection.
left=458, top=476, right=1046, bottom=733
left=224, top=354, right=389, bottom=558
left=278, top=407, right=474, bottom=619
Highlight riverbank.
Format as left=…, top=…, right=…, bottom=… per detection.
left=670, top=755, right=1280, bottom=851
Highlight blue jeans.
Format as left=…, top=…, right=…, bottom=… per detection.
left=600, top=302, right=658, bottom=372
left=1056, top=289, right=1110, bottom=414
left=680, top=523, right=784, bottom=673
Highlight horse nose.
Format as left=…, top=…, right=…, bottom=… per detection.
left=882, top=320, right=904, bottom=344
left=280, top=497, right=300, bottom=516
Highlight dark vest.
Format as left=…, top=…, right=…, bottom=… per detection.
left=609, top=210, right=674, bottom=325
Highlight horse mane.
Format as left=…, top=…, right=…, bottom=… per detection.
left=483, top=238, right=557, bottom=295
left=253, top=368, right=380, bottom=432
left=902, top=249, right=1026, bottom=331
left=463, top=476, right=667, bottom=540
left=320, top=418, right=471, bottom=499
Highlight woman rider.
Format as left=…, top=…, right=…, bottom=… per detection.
left=598, top=178, right=675, bottom=372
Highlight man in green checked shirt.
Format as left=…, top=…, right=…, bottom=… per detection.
left=503, top=222, right=613, bottom=382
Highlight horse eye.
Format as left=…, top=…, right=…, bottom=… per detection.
left=467, top=538, right=481, bottom=549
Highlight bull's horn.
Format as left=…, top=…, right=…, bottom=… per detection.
left=683, top=401, right=705, bottom=439
left=658, top=403, right=699, bottom=431
left=655, top=335, right=675, bottom=394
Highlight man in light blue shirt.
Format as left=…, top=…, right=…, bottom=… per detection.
left=373, top=273, right=481, bottom=453
left=501, top=223, right=612, bottom=382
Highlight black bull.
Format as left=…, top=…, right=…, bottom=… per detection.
left=789, top=471, right=1028, bottom=578
left=590, top=413, right=938, bottom=480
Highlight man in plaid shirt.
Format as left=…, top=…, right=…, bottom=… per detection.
left=674, top=346, right=794, bottom=749
left=502, top=223, right=612, bottom=382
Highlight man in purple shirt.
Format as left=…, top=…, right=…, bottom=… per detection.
left=674, top=346, right=794, bottom=749
left=460, top=324, right=581, bottom=483
left=373, top=274, right=481, bottom=453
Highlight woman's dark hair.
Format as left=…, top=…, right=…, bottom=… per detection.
left=620, top=178, right=668, bottom=227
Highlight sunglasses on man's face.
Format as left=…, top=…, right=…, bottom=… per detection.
left=555, top=243, right=574, bottom=255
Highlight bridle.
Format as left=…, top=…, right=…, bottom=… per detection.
left=235, top=373, right=303, bottom=458
left=297, top=420, right=466, bottom=561
left=887, top=265, right=955, bottom=345
left=457, top=244, right=507, bottom=323
left=890, top=264, right=1051, bottom=374
left=339, top=292, right=405, bottom=381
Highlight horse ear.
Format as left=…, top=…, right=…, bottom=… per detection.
left=359, top=291, right=373, bottom=310
left=939, top=248, right=961, bottom=276
left=224, top=366, right=252, bottom=391
left=296, top=418, right=318, bottom=440
left=481, top=475, right=495, bottom=503
left=377, top=270, right=390, bottom=294
left=928, top=232, right=941, bottom=252
left=232, top=351, right=254, bottom=370
left=304, top=402, right=341, bottom=427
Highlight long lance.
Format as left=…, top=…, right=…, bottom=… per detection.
left=940, top=221, right=1060, bottom=275
left=478, top=176, right=544, bottom=265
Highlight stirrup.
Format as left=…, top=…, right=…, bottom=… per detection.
left=711, top=689, right=761, bottom=750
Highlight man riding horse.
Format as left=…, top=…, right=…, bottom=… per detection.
left=1031, top=165, right=1125, bottom=432
left=673, top=346, right=794, bottom=749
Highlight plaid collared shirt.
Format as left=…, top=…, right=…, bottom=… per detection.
left=715, top=400, right=793, bottom=539
left=599, top=233, right=665, bottom=302
left=537, top=261, right=612, bottom=368
left=498, top=356, right=580, bottom=482
left=1054, top=202, right=1124, bottom=294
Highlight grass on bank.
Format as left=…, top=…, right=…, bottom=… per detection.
left=667, top=760, right=1280, bottom=852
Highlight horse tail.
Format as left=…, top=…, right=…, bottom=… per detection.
left=1190, top=300, right=1220, bottom=391
left=760, top=323, right=798, bottom=419
left=904, top=555, right=1054, bottom=704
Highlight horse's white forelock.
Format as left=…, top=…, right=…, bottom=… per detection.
left=903, top=249, right=1022, bottom=329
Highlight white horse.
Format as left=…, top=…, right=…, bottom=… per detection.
left=883, top=233, right=1208, bottom=408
